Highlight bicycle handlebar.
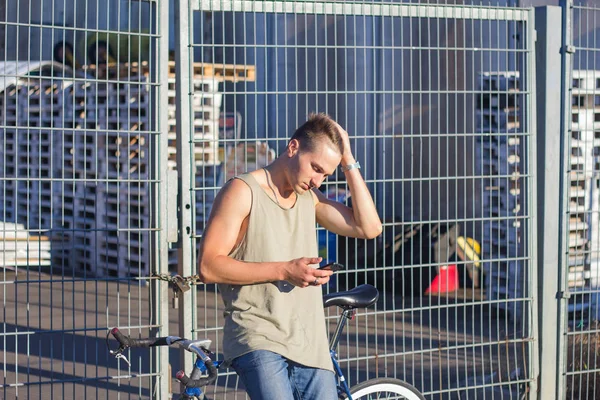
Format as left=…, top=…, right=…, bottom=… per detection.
left=110, top=327, right=171, bottom=348
left=176, top=358, right=218, bottom=388
left=109, top=327, right=218, bottom=388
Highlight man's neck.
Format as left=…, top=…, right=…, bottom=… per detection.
left=265, top=159, right=295, bottom=199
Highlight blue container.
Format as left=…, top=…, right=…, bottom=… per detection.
left=317, top=188, right=348, bottom=263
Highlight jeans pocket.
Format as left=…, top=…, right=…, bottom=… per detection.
left=232, top=350, right=272, bottom=372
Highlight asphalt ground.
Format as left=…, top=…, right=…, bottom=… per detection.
left=1, top=269, right=528, bottom=399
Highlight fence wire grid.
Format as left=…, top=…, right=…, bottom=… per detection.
left=1, top=1, right=171, bottom=399
left=562, top=2, right=600, bottom=400
left=11, top=0, right=599, bottom=399
left=180, top=2, right=535, bottom=399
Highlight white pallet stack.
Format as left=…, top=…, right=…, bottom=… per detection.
left=72, top=188, right=104, bottom=275
left=0, top=63, right=73, bottom=221
left=92, top=73, right=153, bottom=278
left=570, top=70, right=600, bottom=297
left=0, top=128, right=18, bottom=223
left=166, top=65, right=224, bottom=271
left=51, top=77, right=105, bottom=274
left=0, top=222, right=51, bottom=268
left=0, top=84, right=19, bottom=126
left=49, top=77, right=112, bottom=276
left=2, top=62, right=255, bottom=277
left=66, top=71, right=152, bottom=278
left=18, top=78, right=62, bottom=128
left=52, top=75, right=95, bottom=260
left=0, top=66, right=154, bottom=277
left=0, top=76, right=68, bottom=232
left=78, top=182, right=148, bottom=280
left=476, top=72, right=525, bottom=317
left=165, top=63, right=254, bottom=272
left=476, top=109, right=520, bottom=131
left=51, top=182, right=101, bottom=273
left=166, top=78, right=222, bottom=168
left=50, top=179, right=101, bottom=274
left=0, top=109, right=17, bottom=224
left=99, top=181, right=153, bottom=278
left=119, top=189, right=152, bottom=277
left=476, top=71, right=520, bottom=134
left=102, top=79, right=151, bottom=134
left=590, top=161, right=600, bottom=273
left=59, top=81, right=94, bottom=129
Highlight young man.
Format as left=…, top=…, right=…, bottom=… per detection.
left=198, top=113, right=382, bottom=399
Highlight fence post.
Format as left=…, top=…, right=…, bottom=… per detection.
left=154, top=0, right=174, bottom=397
left=534, top=6, right=568, bottom=400
left=174, top=0, right=197, bottom=378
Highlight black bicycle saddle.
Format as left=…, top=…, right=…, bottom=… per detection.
left=322, top=284, right=379, bottom=309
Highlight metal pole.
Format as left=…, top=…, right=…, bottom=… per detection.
left=154, top=0, right=174, bottom=397
left=525, top=7, right=539, bottom=399
left=534, top=6, right=567, bottom=400
left=174, top=0, right=196, bottom=378
left=558, top=1, right=574, bottom=398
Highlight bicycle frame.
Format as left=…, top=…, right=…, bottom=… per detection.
left=184, top=305, right=358, bottom=399
left=109, top=286, right=374, bottom=399
left=329, top=307, right=357, bottom=399
left=331, top=350, right=353, bottom=399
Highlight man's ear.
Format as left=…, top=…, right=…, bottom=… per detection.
left=287, top=138, right=300, bottom=157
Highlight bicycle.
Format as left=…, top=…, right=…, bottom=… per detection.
left=108, top=283, right=425, bottom=400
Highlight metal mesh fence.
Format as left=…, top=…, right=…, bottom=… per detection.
left=183, top=2, right=536, bottom=399
left=0, top=1, right=170, bottom=399
left=0, top=0, right=546, bottom=399
left=563, top=2, right=600, bottom=399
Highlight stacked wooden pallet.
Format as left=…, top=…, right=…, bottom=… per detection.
left=61, top=69, right=154, bottom=278
left=569, top=71, right=600, bottom=321
left=476, top=71, right=525, bottom=318
left=165, top=61, right=255, bottom=271
left=0, top=72, right=71, bottom=231
left=0, top=61, right=256, bottom=277
left=476, top=70, right=600, bottom=320
left=0, top=222, right=51, bottom=268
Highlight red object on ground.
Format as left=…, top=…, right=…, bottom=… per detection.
left=425, top=264, right=459, bottom=294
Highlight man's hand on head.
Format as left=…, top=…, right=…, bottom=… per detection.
left=332, top=121, right=355, bottom=166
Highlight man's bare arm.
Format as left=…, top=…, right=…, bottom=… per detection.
left=314, top=123, right=382, bottom=239
left=313, top=171, right=382, bottom=240
left=198, top=179, right=333, bottom=286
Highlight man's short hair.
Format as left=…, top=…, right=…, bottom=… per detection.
left=291, top=113, right=344, bottom=154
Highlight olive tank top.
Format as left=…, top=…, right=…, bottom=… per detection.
left=218, top=173, right=332, bottom=371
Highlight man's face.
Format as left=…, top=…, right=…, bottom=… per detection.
left=288, top=139, right=341, bottom=193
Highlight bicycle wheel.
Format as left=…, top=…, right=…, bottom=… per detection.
left=346, top=377, right=425, bottom=400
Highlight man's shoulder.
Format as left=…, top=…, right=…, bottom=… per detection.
left=221, top=176, right=253, bottom=196
left=211, top=178, right=253, bottom=218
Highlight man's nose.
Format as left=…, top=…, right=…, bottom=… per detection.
left=311, top=176, right=323, bottom=189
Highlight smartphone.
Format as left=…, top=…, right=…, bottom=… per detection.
left=318, top=262, right=345, bottom=272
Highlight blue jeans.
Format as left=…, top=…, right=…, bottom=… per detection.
left=231, top=350, right=338, bottom=400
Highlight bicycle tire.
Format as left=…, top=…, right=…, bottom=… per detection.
left=345, top=377, right=425, bottom=400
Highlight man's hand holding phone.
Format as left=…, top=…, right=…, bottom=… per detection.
left=318, top=262, right=345, bottom=272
